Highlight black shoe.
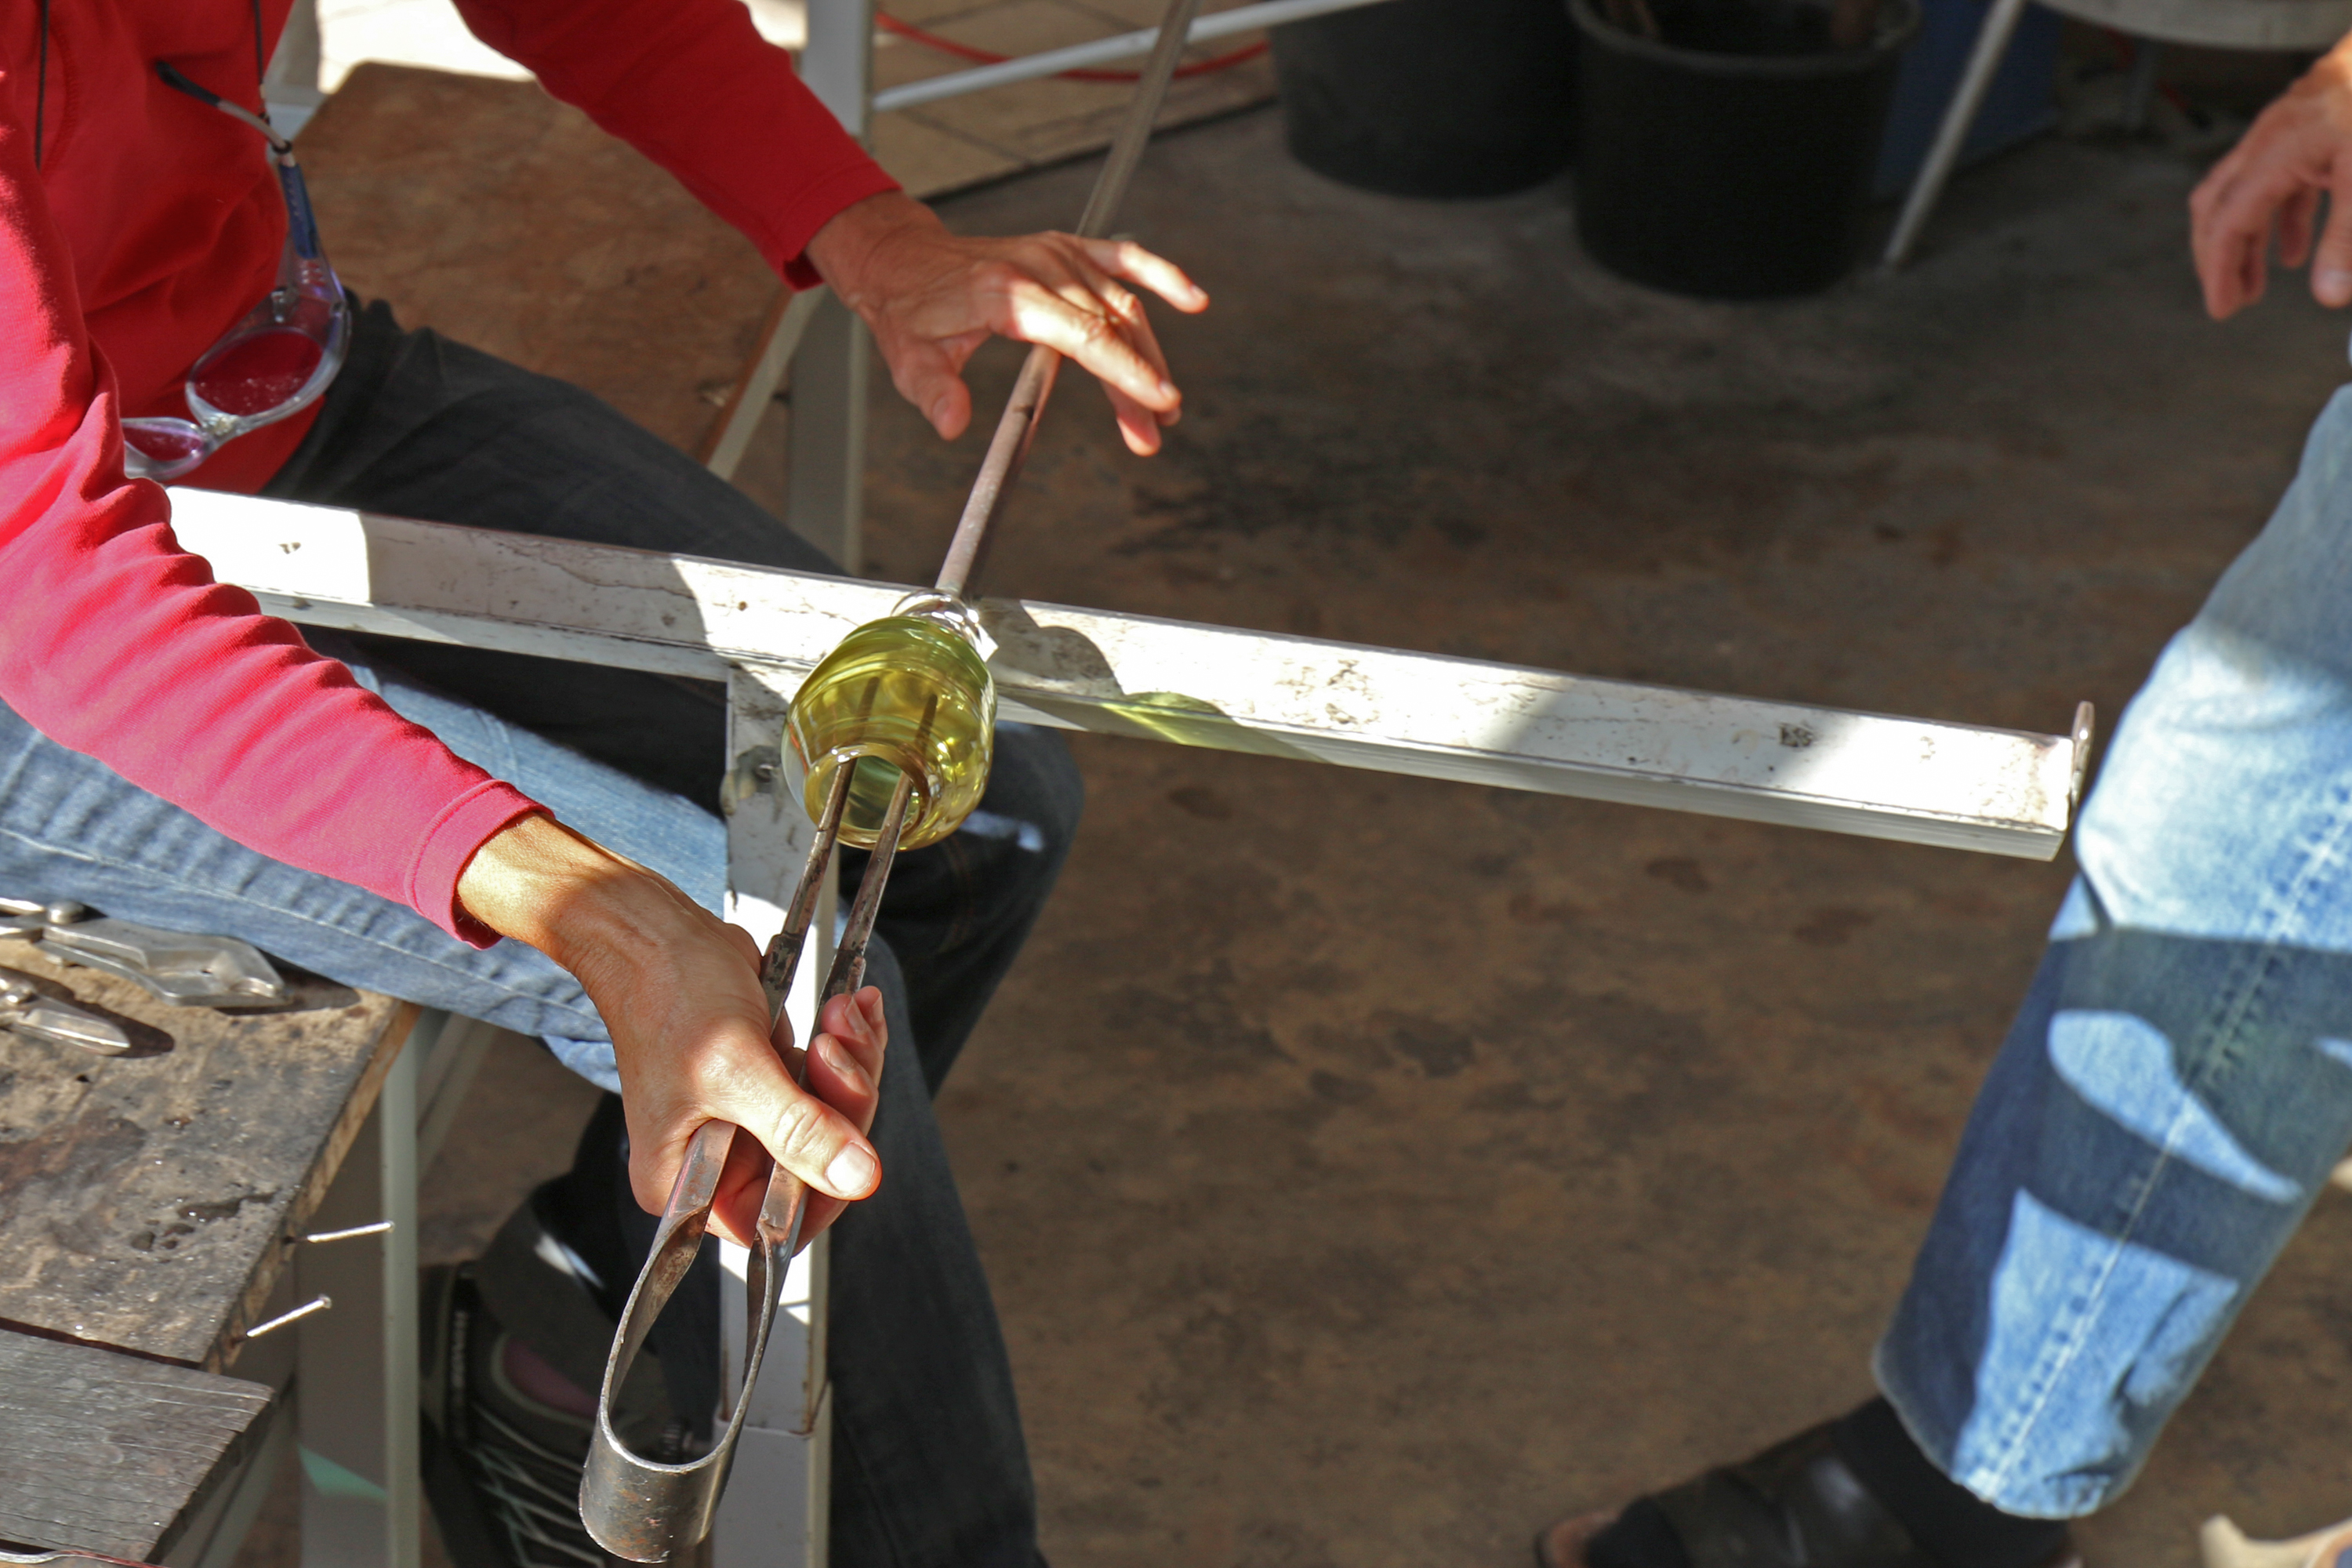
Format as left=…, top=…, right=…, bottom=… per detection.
left=1536, top=1425, right=2080, bottom=1568
left=420, top=1202, right=692, bottom=1568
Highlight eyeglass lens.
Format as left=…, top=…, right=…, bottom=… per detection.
left=190, top=327, right=328, bottom=418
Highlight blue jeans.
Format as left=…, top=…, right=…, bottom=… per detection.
left=0, top=301, right=1073, bottom=1568
left=1879, top=381, right=2352, bottom=1518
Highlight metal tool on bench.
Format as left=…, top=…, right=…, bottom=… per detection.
left=576, top=0, right=1204, bottom=1556
left=0, top=967, right=133, bottom=1055
left=0, top=897, right=287, bottom=1009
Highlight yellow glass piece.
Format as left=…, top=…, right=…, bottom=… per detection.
left=786, top=612, right=996, bottom=851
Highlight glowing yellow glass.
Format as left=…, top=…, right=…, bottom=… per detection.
left=786, top=612, right=996, bottom=851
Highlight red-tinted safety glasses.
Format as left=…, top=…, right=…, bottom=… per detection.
left=121, top=63, right=352, bottom=482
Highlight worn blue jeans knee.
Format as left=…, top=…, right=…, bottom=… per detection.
left=1878, top=380, right=2352, bottom=1517
left=0, top=638, right=688, bottom=1081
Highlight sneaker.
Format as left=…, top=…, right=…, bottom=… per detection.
left=420, top=1204, right=691, bottom=1568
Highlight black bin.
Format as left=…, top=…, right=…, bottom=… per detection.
left=1568, top=0, right=1919, bottom=298
left=1271, top=0, right=1578, bottom=199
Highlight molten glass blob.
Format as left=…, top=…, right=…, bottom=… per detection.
left=786, top=610, right=996, bottom=851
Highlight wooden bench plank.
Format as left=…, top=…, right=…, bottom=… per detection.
left=0, top=937, right=412, bottom=1370
left=0, top=1326, right=271, bottom=1561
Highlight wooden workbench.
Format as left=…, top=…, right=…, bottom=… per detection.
left=0, top=934, right=416, bottom=1563
left=0, top=937, right=412, bottom=1369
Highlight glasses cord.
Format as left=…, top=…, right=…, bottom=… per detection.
left=42, top=0, right=272, bottom=169
left=154, top=0, right=292, bottom=156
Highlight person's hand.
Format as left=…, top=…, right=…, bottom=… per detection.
left=2190, top=38, right=2352, bottom=318
left=456, top=811, right=887, bottom=1246
left=804, top=190, right=1210, bottom=456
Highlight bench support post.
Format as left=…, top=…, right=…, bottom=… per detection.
left=712, top=664, right=835, bottom=1568
left=296, top=1035, right=421, bottom=1568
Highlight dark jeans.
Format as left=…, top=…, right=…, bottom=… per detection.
left=267, top=300, right=1076, bottom=1568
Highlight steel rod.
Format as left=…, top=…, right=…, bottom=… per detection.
left=240, top=1294, right=332, bottom=1341
left=932, top=0, right=1203, bottom=602
left=1880, top=0, right=2028, bottom=269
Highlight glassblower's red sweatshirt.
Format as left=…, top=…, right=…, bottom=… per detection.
left=1, top=0, right=897, bottom=942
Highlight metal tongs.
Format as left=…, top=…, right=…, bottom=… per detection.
left=579, top=0, right=1206, bottom=1556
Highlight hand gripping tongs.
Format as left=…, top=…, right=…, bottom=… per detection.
left=579, top=0, right=1205, bottom=1555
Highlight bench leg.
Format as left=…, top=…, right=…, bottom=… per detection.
left=786, top=0, right=873, bottom=576
left=296, top=1035, right=421, bottom=1568
left=785, top=294, right=872, bottom=574
left=1882, top=0, right=2033, bottom=270
left=711, top=666, right=834, bottom=1568
left=711, top=1243, right=831, bottom=1568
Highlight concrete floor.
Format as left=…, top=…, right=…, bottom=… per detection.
left=849, top=111, right=2352, bottom=1568
left=242, top=96, right=2352, bottom=1568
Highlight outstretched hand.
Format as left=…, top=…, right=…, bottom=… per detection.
left=456, top=812, right=887, bottom=1247
left=805, top=191, right=1210, bottom=455
left=2190, top=40, right=2352, bottom=318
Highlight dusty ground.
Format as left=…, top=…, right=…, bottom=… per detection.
left=241, top=93, right=2352, bottom=1568
left=854, top=109, right=2352, bottom=1568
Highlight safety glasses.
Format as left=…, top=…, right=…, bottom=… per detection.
left=121, top=63, right=351, bottom=482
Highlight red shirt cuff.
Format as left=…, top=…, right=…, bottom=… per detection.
left=406, top=783, right=546, bottom=947
left=777, top=166, right=905, bottom=289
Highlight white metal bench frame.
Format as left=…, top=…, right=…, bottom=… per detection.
left=165, top=484, right=2082, bottom=1568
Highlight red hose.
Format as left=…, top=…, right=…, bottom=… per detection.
left=874, top=10, right=1271, bottom=83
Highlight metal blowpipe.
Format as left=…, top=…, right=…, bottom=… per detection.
left=579, top=0, right=1204, bottom=1556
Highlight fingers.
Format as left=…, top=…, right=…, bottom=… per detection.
left=634, top=1011, right=880, bottom=1225
left=1058, top=263, right=1181, bottom=454
left=775, top=989, right=889, bottom=1246
left=1103, top=380, right=1167, bottom=456
left=2187, top=55, right=2352, bottom=318
left=805, top=988, right=886, bottom=1136
left=711, top=988, right=889, bottom=1247
left=1083, top=237, right=1210, bottom=314
left=2194, top=180, right=2280, bottom=319
left=2192, top=156, right=2281, bottom=319
left=710, top=1123, right=779, bottom=1247
left=847, top=224, right=1200, bottom=445
left=2317, top=183, right=2352, bottom=305
left=2189, top=101, right=2298, bottom=319
left=2278, top=184, right=2321, bottom=267
left=1001, top=278, right=1180, bottom=416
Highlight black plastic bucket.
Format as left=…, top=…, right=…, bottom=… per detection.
left=1567, top=0, right=1919, bottom=298
left=1271, top=0, right=1578, bottom=199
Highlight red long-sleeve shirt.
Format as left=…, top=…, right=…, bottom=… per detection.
left=1, top=1, right=896, bottom=942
